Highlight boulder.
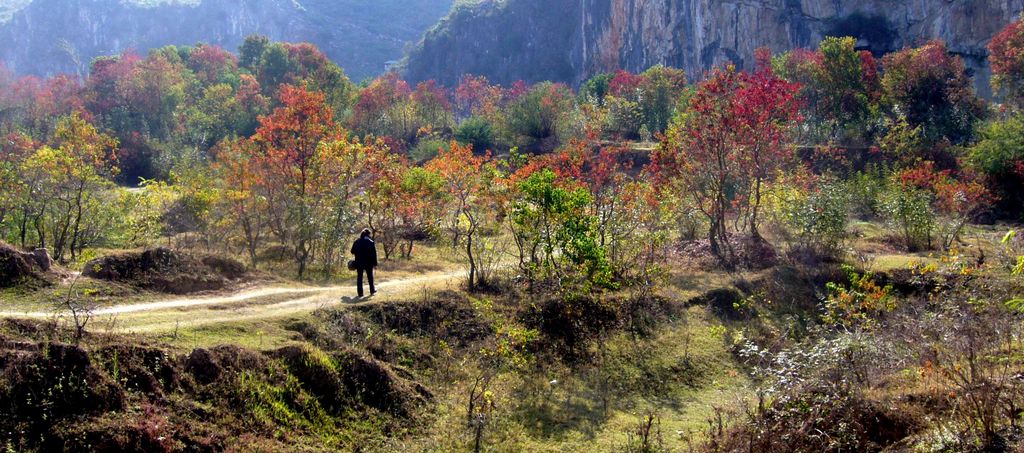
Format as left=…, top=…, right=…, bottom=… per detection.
left=30, top=248, right=52, bottom=271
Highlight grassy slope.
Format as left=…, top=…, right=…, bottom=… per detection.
left=3, top=220, right=1018, bottom=449
left=406, top=311, right=751, bottom=451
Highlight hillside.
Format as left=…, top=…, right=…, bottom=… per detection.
left=5, top=6, right=1024, bottom=451
left=404, top=0, right=1024, bottom=94
left=0, top=0, right=453, bottom=81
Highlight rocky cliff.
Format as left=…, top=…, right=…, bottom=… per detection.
left=404, top=0, right=1024, bottom=95
left=0, top=0, right=453, bottom=81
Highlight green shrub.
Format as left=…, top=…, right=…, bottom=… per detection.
left=823, top=265, right=895, bottom=330
left=881, top=184, right=935, bottom=251
left=409, top=139, right=449, bottom=163
left=503, top=82, right=574, bottom=148
left=783, top=181, right=851, bottom=258
left=454, top=116, right=495, bottom=152
left=846, top=168, right=887, bottom=220
left=968, top=115, right=1024, bottom=177
left=968, top=114, right=1024, bottom=217
left=605, top=96, right=643, bottom=139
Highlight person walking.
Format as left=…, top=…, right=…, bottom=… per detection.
left=351, top=229, right=378, bottom=297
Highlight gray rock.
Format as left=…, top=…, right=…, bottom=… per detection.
left=30, top=248, right=51, bottom=272
left=405, top=0, right=1024, bottom=97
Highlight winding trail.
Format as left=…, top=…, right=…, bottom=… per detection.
left=0, top=270, right=464, bottom=332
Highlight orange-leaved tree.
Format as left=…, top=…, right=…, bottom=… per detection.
left=426, top=141, right=501, bottom=290
left=362, top=141, right=411, bottom=261
left=251, top=84, right=349, bottom=278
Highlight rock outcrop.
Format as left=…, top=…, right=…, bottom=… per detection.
left=0, top=242, right=50, bottom=288
left=0, top=0, right=453, bottom=81
left=404, top=0, right=1024, bottom=95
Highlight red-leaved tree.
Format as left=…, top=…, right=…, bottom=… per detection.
left=990, top=17, right=1024, bottom=108
left=652, top=65, right=801, bottom=267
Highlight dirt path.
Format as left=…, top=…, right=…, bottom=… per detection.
left=0, top=271, right=464, bottom=331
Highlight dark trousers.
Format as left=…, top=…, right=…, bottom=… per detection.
left=357, top=267, right=375, bottom=297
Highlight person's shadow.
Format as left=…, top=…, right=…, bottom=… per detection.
left=340, top=295, right=372, bottom=304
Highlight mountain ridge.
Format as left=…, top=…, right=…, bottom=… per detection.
left=403, top=0, right=1024, bottom=95
left=0, top=0, right=453, bottom=81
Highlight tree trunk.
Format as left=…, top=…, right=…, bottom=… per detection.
left=296, top=240, right=308, bottom=279
left=750, top=177, right=762, bottom=239
left=466, top=231, right=476, bottom=291
left=19, top=206, right=28, bottom=247
left=708, top=218, right=721, bottom=257
left=69, top=182, right=86, bottom=261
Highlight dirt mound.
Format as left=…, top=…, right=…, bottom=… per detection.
left=877, top=268, right=972, bottom=296
left=0, top=242, right=46, bottom=288
left=677, top=235, right=779, bottom=270
left=46, top=418, right=181, bottom=453
left=201, top=255, right=246, bottom=279
left=523, top=293, right=621, bottom=362
left=352, top=290, right=493, bottom=347
left=0, top=343, right=125, bottom=431
left=95, top=345, right=182, bottom=397
left=184, top=345, right=268, bottom=385
left=689, top=287, right=754, bottom=321
left=82, top=248, right=249, bottom=294
left=0, top=323, right=427, bottom=451
left=333, top=348, right=432, bottom=416
left=274, top=345, right=431, bottom=418
left=0, top=318, right=59, bottom=341
left=519, top=293, right=683, bottom=363
left=184, top=348, right=223, bottom=385
left=257, top=244, right=294, bottom=263
left=687, top=265, right=849, bottom=326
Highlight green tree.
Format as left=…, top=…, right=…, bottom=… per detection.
left=182, top=83, right=251, bottom=152
left=817, top=37, right=879, bottom=142
left=636, top=66, right=688, bottom=135
left=239, top=35, right=270, bottom=70
left=580, top=72, right=614, bottom=106
left=773, top=37, right=881, bottom=144
left=510, top=168, right=609, bottom=288
left=257, top=43, right=292, bottom=90
left=968, top=114, right=1024, bottom=217
left=503, top=82, right=574, bottom=150
left=882, top=41, right=985, bottom=146
left=20, top=114, right=119, bottom=262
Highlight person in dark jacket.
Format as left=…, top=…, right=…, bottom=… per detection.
left=351, top=229, right=378, bottom=297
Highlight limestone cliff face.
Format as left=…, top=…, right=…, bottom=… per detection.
left=405, top=0, right=1024, bottom=94
left=0, top=0, right=453, bottom=81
